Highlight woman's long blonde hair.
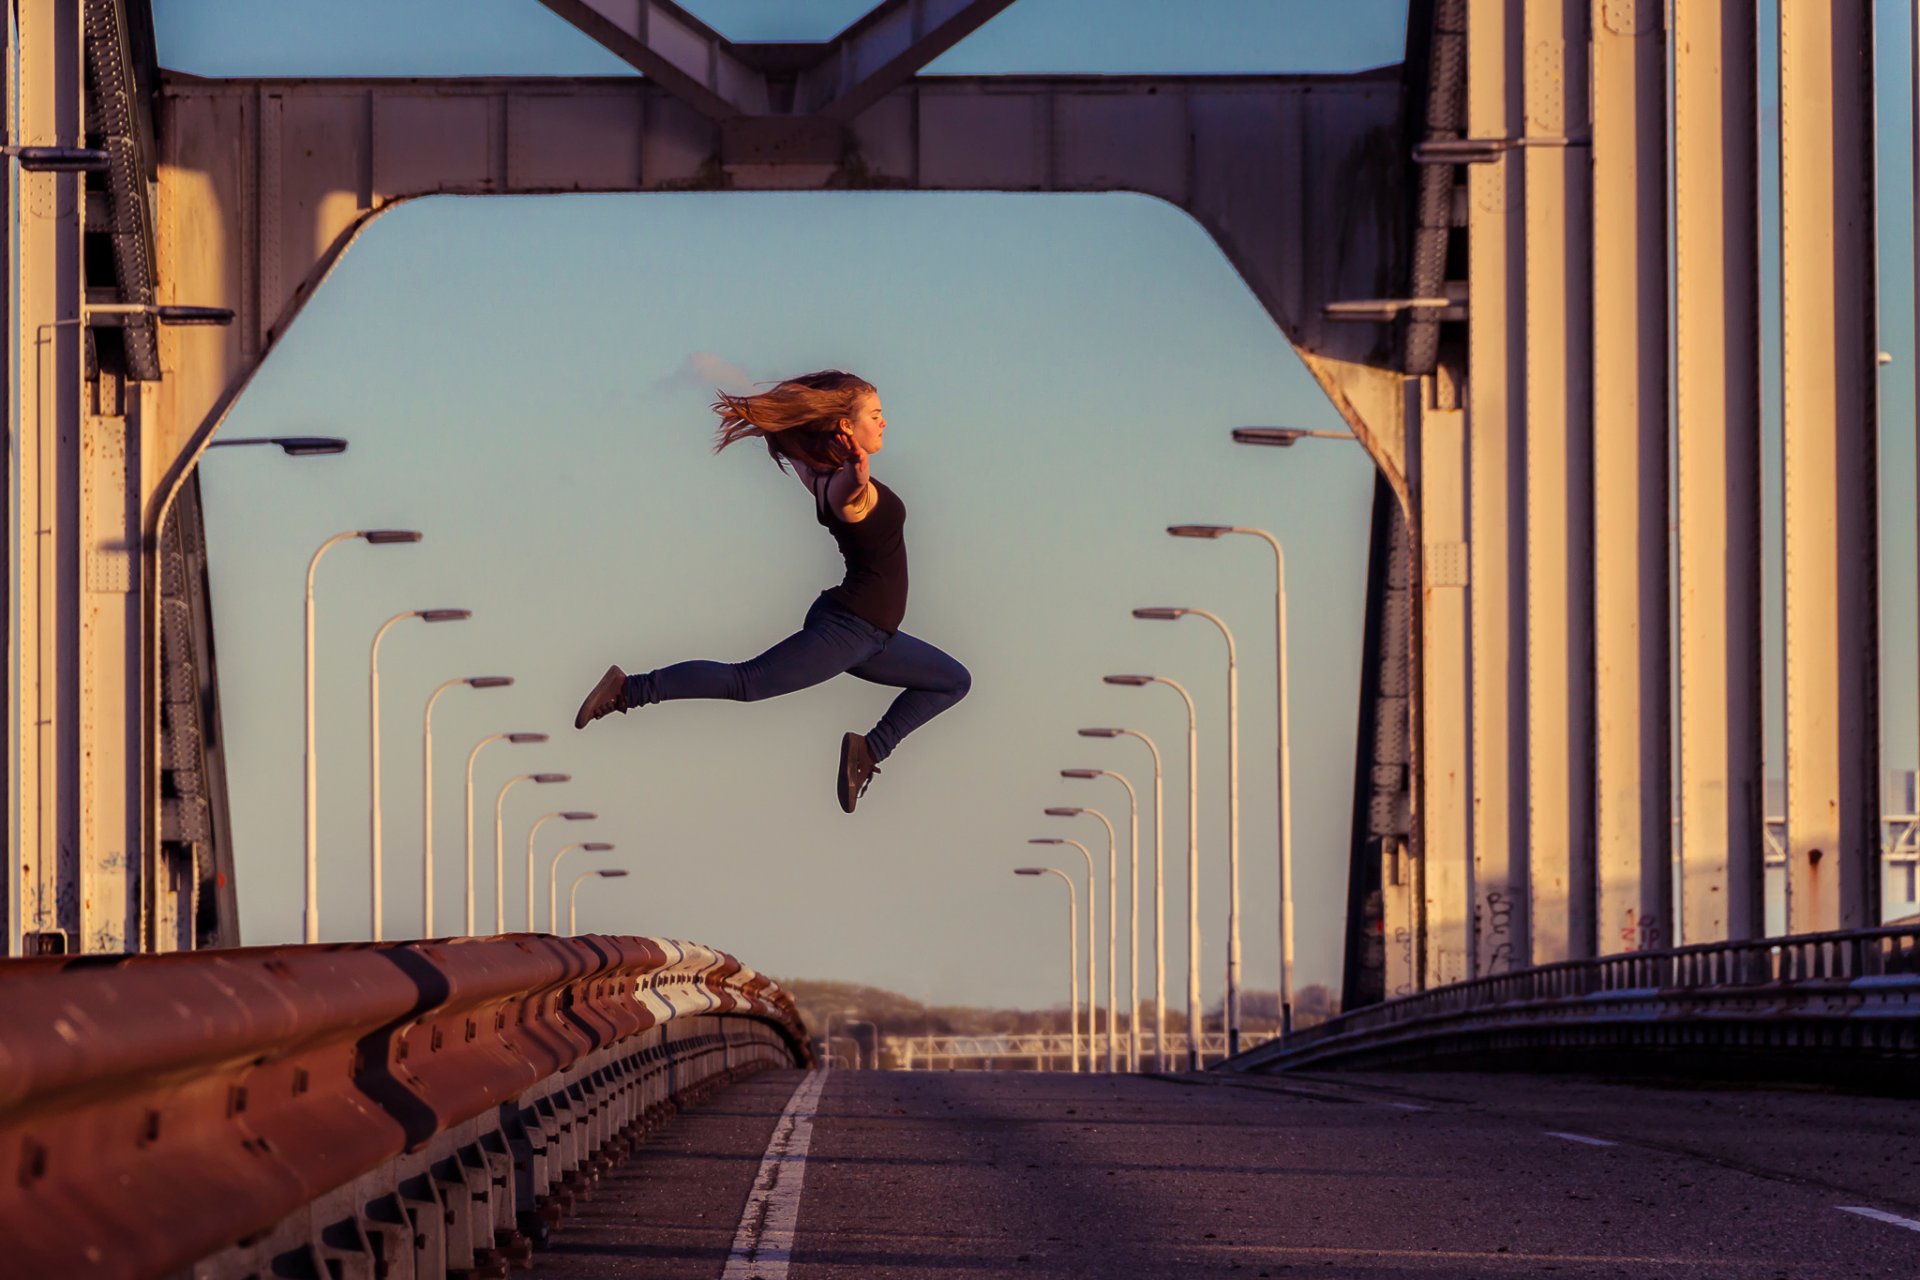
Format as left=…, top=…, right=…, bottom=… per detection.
left=711, top=369, right=875, bottom=474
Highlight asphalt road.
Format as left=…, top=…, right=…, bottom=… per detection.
left=533, top=1066, right=1920, bottom=1278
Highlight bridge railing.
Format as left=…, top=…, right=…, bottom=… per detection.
left=1225, top=924, right=1920, bottom=1077
left=895, top=1030, right=1279, bottom=1070
left=0, top=934, right=810, bottom=1280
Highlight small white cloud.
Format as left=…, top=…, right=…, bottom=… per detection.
left=657, top=351, right=754, bottom=396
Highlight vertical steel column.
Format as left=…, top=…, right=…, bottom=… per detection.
left=14, top=0, right=86, bottom=956
left=1674, top=0, right=1764, bottom=945
left=1415, top=383, right=1472, bottom=986
left=1522, top=0, right=1596, bottom=963
left=1779, top=1, right=1881, bottom=933
left=1466, top=0, right=1529, bottom=976
left=1590, top=0, right=1670, bottom=954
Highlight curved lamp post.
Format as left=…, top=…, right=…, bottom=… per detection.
left=304, top=528, right=421, bottom=944
left=1105, top=674, right=1202, bottom=1070
left=1135, top=604, right=1243, bottom=1055
left=1046, top=806, right=1118, bottom=1072
left=525, top=811, right=596, bottom=932
left=1063, top=767, right=1141, bottom=1070
left=550, top=841, right=614, bottom=933
left=569, top=867, right=627, bottom=935
left=368, top=608, right=469, bottom=941
left=421, top=676, right=512, bottom=936
left=462, top=732, right=547, bottom=934
left=493, top=772, right=569, bottom=933
left=1029, top=836, right=1096, bottom=1069
left=1079, top=727, right=1166, bottom=1070
left=1169, top=523, right=1295, bottom=1035
left=1014, top=867, right=1079, bottom=1073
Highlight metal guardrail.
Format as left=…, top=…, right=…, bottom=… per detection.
left=897, top=1030, right=1279, bottom=1070
left=0, top=934, right=810, bottom=1279
left=1224, top=925, right=1920, bottom=1077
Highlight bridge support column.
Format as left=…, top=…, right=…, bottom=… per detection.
left=12, top=0, right=88, bottom=956
left=1466, top=0, right=1529, bottom=978
left=1414, top=379, right=1471, bottom=987
left=1779, top=1, right=1881, bottom=933
left=1521, top=0, right=1596, bottom=964
left=1674, top=0, right=1764, bottom=946
left=1589, top=0, right=1670, bottom=954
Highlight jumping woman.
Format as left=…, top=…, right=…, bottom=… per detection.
left=573, top=370, right=971, bottom=813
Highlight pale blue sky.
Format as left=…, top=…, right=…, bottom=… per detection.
left=162, top=1, right=1919, bottom=1012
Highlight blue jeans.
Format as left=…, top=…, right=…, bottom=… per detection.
left=624, top=595, right=970, bottom=762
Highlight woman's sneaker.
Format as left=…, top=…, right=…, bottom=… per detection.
left=574, top=664, right=629, bottom=729
left=837, top=732, right=881, bottom=813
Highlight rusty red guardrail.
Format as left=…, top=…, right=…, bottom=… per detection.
left=0, top=933, right=810, bottom=1279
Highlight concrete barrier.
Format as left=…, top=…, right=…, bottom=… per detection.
left=0, top=934, right=810, bottom=1279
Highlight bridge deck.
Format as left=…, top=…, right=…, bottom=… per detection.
left=532, top=1069, right=1918, bottom=1277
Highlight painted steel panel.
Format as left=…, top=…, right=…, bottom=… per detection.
left=1417, top=394, right=1472, bottom=986
left=372, top=94, right=498, bottom=197
left=1673, top=0, right=1763, bottom=945
left=1589, top=0, right=1670, bottom=955
left=1467, top=0, right=1529, bottom=979
left=509, top=91, right=648, bottom=191
left=1779, top=1, right=1881, bottom=933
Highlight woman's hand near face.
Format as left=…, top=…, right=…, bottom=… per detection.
left=826, top=429, right=875, bottom=521
left=839, top=430, right=871, bottom=487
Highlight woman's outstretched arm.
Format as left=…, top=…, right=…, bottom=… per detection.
left=824, top=435, right=876, bottom=523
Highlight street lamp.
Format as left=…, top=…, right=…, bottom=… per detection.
left=1062, top=767, right=1141, bottom=1070
left=1046, top=806, right=1118, bottom=1072
left=1135, top=605, right=1244, bottom=1056
left=569, top=868, right=628, bottom=935
left=550, top=841, right=614, bottom=933
left=368, top=608, right=470, bottom=941
left=1229, top=427, right=1358, bottom=447
left=1079, top=727, right=1166, bottom=1070
left=421, top=676, right=512, bottom=936
left=1105, top=674, right=1203, bottom=1070
left=492, top=772, right=569, bottom=934
left=5, top=144, right=109, bottom=171
left=525, top=811, right=596, bottom=932
left=206, top=436, right=349, bottom=456
left=1014, top=867, right=1079, bottom=1073
left=1169, top=523, right=1297, bottom=1035
left=462, top=731, right=545, bottom=935
left=1029, top=837, right=1096, bottom=1070
left=303, top=528, right=422, bottom=944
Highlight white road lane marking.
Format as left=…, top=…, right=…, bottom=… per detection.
left=1837, top=1206, right=1920, bottom=1233
left=1544, top=1131, right=1617, bottom=1147
left=722, top=1071, right=830, bottom=1280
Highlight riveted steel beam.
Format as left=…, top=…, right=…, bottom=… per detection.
left=537, top=0, right=770, bottom=118
left=1521, top=0, right=1595, bottom=965
left=1465, top=0, right=1528, bottom=978
left=1779, top=1, right=1881, bottom=933
left=800, top=0, right=1022, bottom=122
left=1673, top=0, right=1763, bottom=945
left=1589, top=0, right=1669, bottom=954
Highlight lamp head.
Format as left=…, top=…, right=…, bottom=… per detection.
left=532, top=772, right=570, bottom=784
left=596, top=869, right=628, bottom=879
left=1132, top=607, right=1187, bottom=621
left=1232, top=427, right=1307, bottom=447
left=275, top=436, right=348, bottom=456
left=13, top=145, right=110, bottom=172
left=1027, top=837, right=1064, bottom=846
left=506, top=732, right=549, bottom=744
left=1013, top=867, right=1046, bottom=876
left=419, top=608, right=470, bottom=623
left=1167, top=524, right=1231, bottom=539
left=1103, top=675, right=1153, bottom=687
left=153, top=305, right=237, bottom=327
left=1044, top=807, right=1083, bottom=817
left=561, top=811, right=596, bottom=821
left=361, top=529, right=423, bottom=544
left=584, top=842, right=614, bottom=852
left=467, top=676, right=513, bottom=689
left=1060, top=769, right=1103, bottom=779
left=1077, top=728, right=1123, bottom=738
